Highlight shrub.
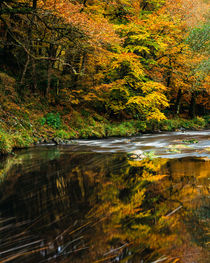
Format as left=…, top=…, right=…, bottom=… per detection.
left=79, top=127, right=93, bottom=138
left=39, top=117, right=46, bottom=126
left=203, top=115, right=210, bottom=126
left=39, top=113, right=62, bottom=129
left=159, top=119, right=180, bottom=131
left=54, top=130, right=70, bottom=139
left=81, top=109, right=90, bottom=118
left=180, top=119, right=194, bottom=129
left=135, top=121, right=147, bottom=132
left=12, top=131, right=33, bottom=148
left=158, top=117, right=208, bottom=131
left=12, top=134, right=26, bottom=148
left=193, top=117, right=206, bottom=127
left=0, top=131, right=12, bottom=154
left=105, top=122, right=138, bottom=137
left=68, top=130, right=78, bottom=138
left=45, top=113, right=62, bottom=129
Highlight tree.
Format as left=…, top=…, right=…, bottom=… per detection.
left=186, top=21, right=210, bottom=117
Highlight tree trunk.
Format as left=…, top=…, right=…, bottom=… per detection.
left=166, top=58, right=172, bottom=88
left=175, top=88, right=182, bottom=115
left=20, top=54, right=30, bottom=84
left=189, top=92, right=196, bottom=118
left=46, top=60, right=52, bottom=97
left=32, top=58, right=37, bottom=92
left=33, top=0, right=37, bottom=9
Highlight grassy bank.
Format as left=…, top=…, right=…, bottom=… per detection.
left=0, top=73, right=209, bottom=154
left=0, top=111, right=209, bottom=155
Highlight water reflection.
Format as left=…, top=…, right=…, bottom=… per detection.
left=0, top=149, right=209, bottom=263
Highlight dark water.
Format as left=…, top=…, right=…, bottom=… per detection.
left=0, top=131, right=209, bottom=263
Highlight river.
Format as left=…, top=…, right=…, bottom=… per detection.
left=0, top=131, right=209, bottom=263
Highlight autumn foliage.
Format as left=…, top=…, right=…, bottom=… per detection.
left=0, top=0, right=209, bottom=120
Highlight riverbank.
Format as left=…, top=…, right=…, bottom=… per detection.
left=0, top=73, right=209, bottom=155
left=0, top=107, right=209, bottom=154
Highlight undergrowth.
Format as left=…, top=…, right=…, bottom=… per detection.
left=0, top=73, right=209, bottom=154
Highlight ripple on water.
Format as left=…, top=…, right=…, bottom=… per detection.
left=70, top=130, right=210, bottom=158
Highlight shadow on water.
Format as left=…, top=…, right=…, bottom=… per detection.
left=0, top=142, right=209, bottom=262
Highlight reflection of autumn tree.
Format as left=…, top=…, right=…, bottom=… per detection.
left=0, top=152, right=131, bottom=263
left=89, top=157, right=210, bottom=263
left=159, top=159, right=210, bottom=252
left=1, top=153, right=209, bottom=262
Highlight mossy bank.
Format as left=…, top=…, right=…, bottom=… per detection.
left=0, top=110, right=209, bottom=155
left=0, top=73, right=209, bottom=155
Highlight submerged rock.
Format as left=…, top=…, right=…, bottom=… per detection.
left=52, top=138, right=73, bottom=145
left=128, top=150, right=144, bottom=160
left=182, top=139, right=199, bottom=144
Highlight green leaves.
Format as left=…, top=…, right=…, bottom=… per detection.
left=40, top=113, right=62, bottom=129
left=187, top=23, right=210, bottom=54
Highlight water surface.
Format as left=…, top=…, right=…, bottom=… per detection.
left=0, top=131, right=209, bottom=263
left=69, top=130, right=210, bottom=158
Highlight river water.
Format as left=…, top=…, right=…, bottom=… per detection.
left=0, top=131, right=209, bottom=263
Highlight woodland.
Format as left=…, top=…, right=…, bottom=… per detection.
left=0, top=2, right=209, bottom=261
left=0, top=0, right=209, bottom=153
